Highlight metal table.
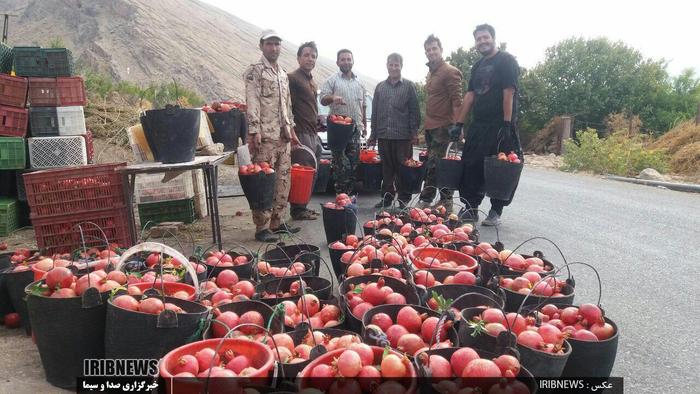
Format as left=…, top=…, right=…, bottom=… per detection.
left=117, top=154, right=232, bottom=250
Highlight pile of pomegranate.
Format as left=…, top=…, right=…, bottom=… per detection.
left=364, top=306, right=454, bottom=355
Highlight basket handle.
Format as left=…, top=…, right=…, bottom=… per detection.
left=115, top=242, right=200, bottom=296
left=443, top=142, right=460, bottom=159
left=291, top=144, right=318, bottom=170
left=495, top=125, right=523, bottom=157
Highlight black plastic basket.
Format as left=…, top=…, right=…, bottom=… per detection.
left=360, top=162, right=382, bottom=190
left=321, top=204, right=357, bottom=244
left=25, top=281, right=108, bottom=389
left=3, top=267, right=34, bottom=334
left=104, top=295, right=209, bottom=360
left=326, top=120, right=354, bottom=151
left=141, top=106, right=201, bottom=164
left=313, top=161, right=331, bottom=193
left=436, top=142, right=463, bottom=189
left=208, top=110, right=242, bottom=151
left=483, top=155, right=523, bottom=200
left=239, top=172, right=276, bottom=210
left=261, top=244, right=321, bottom=276
left=398, top=162, right=426, bottom=194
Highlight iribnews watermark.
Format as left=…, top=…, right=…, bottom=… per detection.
left=83, top=359, right=159, bottom=377
left=538, top=378, right=622, bottom=393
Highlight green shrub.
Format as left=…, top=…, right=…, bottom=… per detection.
left=82, top=70, right=204, bottom=108
left=563, top=129, right=669, bottom=176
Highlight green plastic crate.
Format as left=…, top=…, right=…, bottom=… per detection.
left=0, top=137, right=26, bottom=169
left=137, top=198, right=196, bottom=228
left=12, top=47, right=74, bottom=77
left=0, top=43, right=13, bottom=73
left=12, top=46, right=43, bottom=77
left=44, top=48, right=74, bottom=76
left=0, top=197, right=19, bottom=236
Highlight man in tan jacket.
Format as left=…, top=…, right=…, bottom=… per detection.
left=244, top=29, right=301, bottom=242
left=417, top=34, right=463, bottom=213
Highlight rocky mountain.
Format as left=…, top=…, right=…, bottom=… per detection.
left=0, top=0, right=376, bottom=100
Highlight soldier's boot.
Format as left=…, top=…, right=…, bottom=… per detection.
left=255, top=229, right=279, bottom=243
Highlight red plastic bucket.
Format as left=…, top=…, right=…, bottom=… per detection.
left=410, top=247, right=479, bottom=272
left=31, top=265, right=46, bottom=281
left=359, top=149, right=379, bottom=163
left=288, top=165, right=316, bottom=205
left=159, top=338, right=275, bottom=393
left=298, top=346, right=417, bottom=393
left=130, top=281, right=197, bottom=300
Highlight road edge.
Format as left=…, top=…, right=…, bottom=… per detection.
left=604, top=175, right=700, bottom=193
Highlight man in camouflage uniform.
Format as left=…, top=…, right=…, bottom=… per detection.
left=244, top=29, right=301, bottom=242
left=320, top=49, right=367, bottom=195
left=417, top=34, right=464, bottom=213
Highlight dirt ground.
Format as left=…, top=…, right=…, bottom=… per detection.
left=8, top=148, right=695, bottom=253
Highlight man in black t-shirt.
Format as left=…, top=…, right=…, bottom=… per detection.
left=449, top=23, right=522, bottom=226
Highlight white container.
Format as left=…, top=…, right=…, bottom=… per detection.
left=135, top=171, right=195, bottom=203
left=56, top=106, right=86, bottom=136
left=27, top=135, right=88, bottom=168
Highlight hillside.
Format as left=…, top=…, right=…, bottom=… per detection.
left=0, top=0, right=376, bottom=100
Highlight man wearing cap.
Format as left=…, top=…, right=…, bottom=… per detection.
left=244, top=29, right=301, bottom=242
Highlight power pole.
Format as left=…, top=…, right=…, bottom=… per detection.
left=696, top=102, right=700, bottom=125
left=1, top=13, right=17, bottom=44
left=558, top=116, right=573, bottom=155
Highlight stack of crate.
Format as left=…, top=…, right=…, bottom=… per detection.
left=0, top=44, right=94, bottom=238
left=14, top=46, right=92, bottom=168
left=0, top=43, right=30, bottom=235
left=22, top=163, right=133, bottom=253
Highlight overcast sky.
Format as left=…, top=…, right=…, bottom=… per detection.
left=203, top=0, right=698, bottom=83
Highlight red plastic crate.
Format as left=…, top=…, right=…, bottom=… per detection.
left=0, top=106, right=29, bottom=137
left=27, top=77, right=59, bottom=107
left=57, top=77, right=87, bottom=106
left=0, top=74, right=28, bottom=108
left=32, top=206, right=133, bottom=254
left=82, top=129, right=94, bottom=163
left=22, top=162, right=127, bottom=218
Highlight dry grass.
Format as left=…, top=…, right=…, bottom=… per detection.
left=653, top=121, right=700, bottom=175
left=527, top=116, right=562, bottom=154
left=604, top=113, right=642, bottom=136
left=84, top=92, right=145, bottom=147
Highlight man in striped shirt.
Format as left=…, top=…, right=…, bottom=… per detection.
left=368, top=53, right=420, bottom=208
left=320, top=49, right=367, bottom=195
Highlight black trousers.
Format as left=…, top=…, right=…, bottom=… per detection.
left=378, top=138, right=413, bottom=202
left=458, top=121, right=520, bottom=215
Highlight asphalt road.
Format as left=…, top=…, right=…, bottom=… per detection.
left=296, top=166, right=700, bottom=394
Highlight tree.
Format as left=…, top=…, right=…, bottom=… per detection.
left=521, top=37, right=698, bottom=136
